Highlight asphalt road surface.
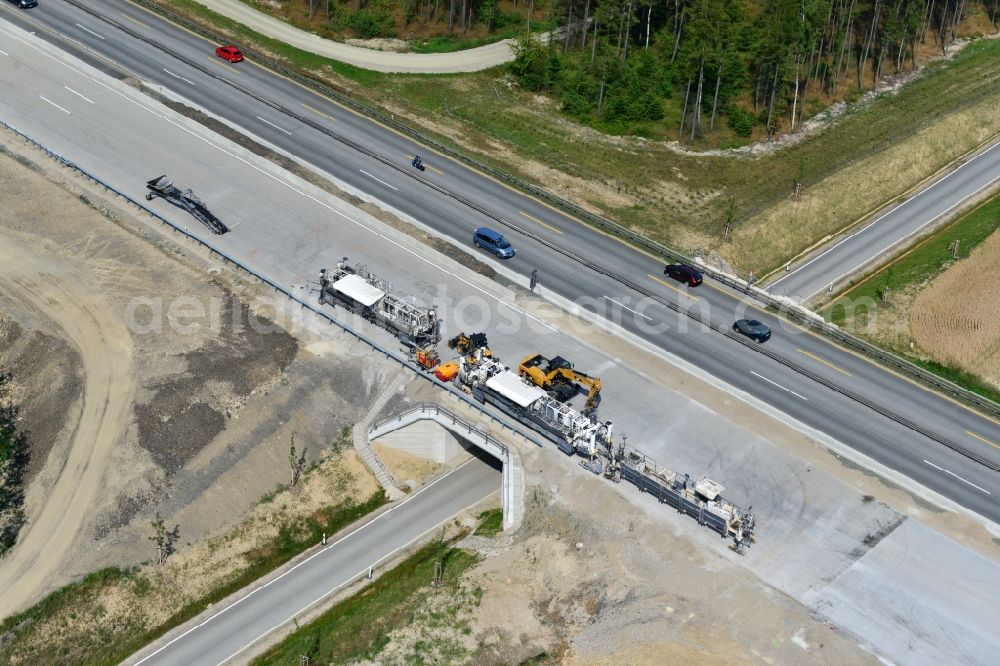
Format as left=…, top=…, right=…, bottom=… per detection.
left=125, top=457, right=501, bottom=666
left=769, top=139, right=1000, bottom=301
left=1, top=2, right=998, bottom=526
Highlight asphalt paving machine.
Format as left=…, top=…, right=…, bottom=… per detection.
left=319, top=258, right=440, bottom=349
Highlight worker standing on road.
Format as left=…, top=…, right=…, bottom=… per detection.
left=530, top=268, right=538, bottom=293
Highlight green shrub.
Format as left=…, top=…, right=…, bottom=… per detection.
left=727, top=105, right=755, bottom=137
left=350, top=0, right=395, bottom=39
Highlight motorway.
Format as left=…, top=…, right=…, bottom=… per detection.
left=1, top=0, right=999, bottom=528
left=126, top=457, right=501, bottom=666
left=770, top=138, right=1000, bottom=301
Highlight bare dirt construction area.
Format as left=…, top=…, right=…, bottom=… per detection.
left=0, top=129, right=393, bottom=618
left=356, top=449, right=877, bottom=666
left=372, top=442, right=447, bottom=490
left=0, top=449, right=381, bottom=666
left=910, top=228, right=1000, bottom=390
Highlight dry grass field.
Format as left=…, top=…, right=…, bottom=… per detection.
left=910, top=228, right=1000, bottom=390
left=734, top=93, right=1000, bottom=273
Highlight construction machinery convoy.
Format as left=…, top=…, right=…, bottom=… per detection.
left=317, top=258, right=755, bottom=550
left=518, top=353, right=602, bottom=413
left=453, top=346, right=755, bottom=550
left=319, top=259, right=440, bottom=350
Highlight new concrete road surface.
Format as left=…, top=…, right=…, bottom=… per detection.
left=769, top=139, right=1000, bottom=301
left=2, top=2, right=1000, bottom=524
left=127, top=457, right=501, bottom=666
left=4, top=21, right=1000, bottom=666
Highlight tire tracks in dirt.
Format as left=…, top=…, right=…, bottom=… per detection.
left=0, top=237, right=134, bottom=616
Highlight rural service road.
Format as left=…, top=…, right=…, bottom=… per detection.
left=195, top=0, right=523, bottom=73
left=768, top=137, right=1000, bottom=301
left=0, top=235, right=135, bottom=618
left=125, top=456, right=500, bottom=666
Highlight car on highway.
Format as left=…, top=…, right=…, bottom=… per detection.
left=664, top=263, right=703, bottom=286
left=473, top=227, right=515, bottom=258
left=215, top=45, right=244, bottom=63
left=733, top=319, right=771, bottom=343
left=8, top=0, right=38, bottom=8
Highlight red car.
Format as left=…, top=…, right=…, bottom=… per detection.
left=215, top=45, right=244, bottom=63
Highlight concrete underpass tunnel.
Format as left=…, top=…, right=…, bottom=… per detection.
left=367, top=404, right=525, bottom=530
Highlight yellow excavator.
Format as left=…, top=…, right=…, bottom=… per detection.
left=518, top=353, right=602, bottom=413
left=447, top=331, right=490, bottom=356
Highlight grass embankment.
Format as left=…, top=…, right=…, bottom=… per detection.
left=0, top=455, right=386, bottom=666
left=824, top=194, right=1000, bottom=402
left=251, top=537, right=479, bottom=665
left=148, top=0, right=1000, bottom=275
left=473, top=507, right=503, bottom=536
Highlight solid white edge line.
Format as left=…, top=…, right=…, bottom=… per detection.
left=256, top=115, right=291, bottom=135
left=38, top=95, right=71, bottom=115
left=773, top=138, right=1000, bottom=288
left=359, top=168, right=399, bottom=191
left=64, top=86, right=95, bottom=104
left=131, top=459, right=480, bottom=666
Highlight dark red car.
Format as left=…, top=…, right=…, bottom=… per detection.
left=215, top=45, right=244, bottom=63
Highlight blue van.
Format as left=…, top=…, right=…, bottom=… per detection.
left=473, top=227, right=515, bottom=258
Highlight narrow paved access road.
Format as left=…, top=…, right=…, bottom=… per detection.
left=126, top=455, right=501, bottom=666
left=769, top=138, right=1000, bottom=301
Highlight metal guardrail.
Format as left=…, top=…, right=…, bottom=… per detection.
left=0, top=118, right=548, bottom=454
left=109, top=0, right=1000, bottom=423
left=370, top=402, right=510, bottom=457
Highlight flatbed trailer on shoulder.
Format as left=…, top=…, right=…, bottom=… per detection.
left=145, top=175, right=228, bottom=235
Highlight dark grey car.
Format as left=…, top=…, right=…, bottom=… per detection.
left=10, top=0, right=38, bottom=8
left=733, top=319, right=771, bottom=343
